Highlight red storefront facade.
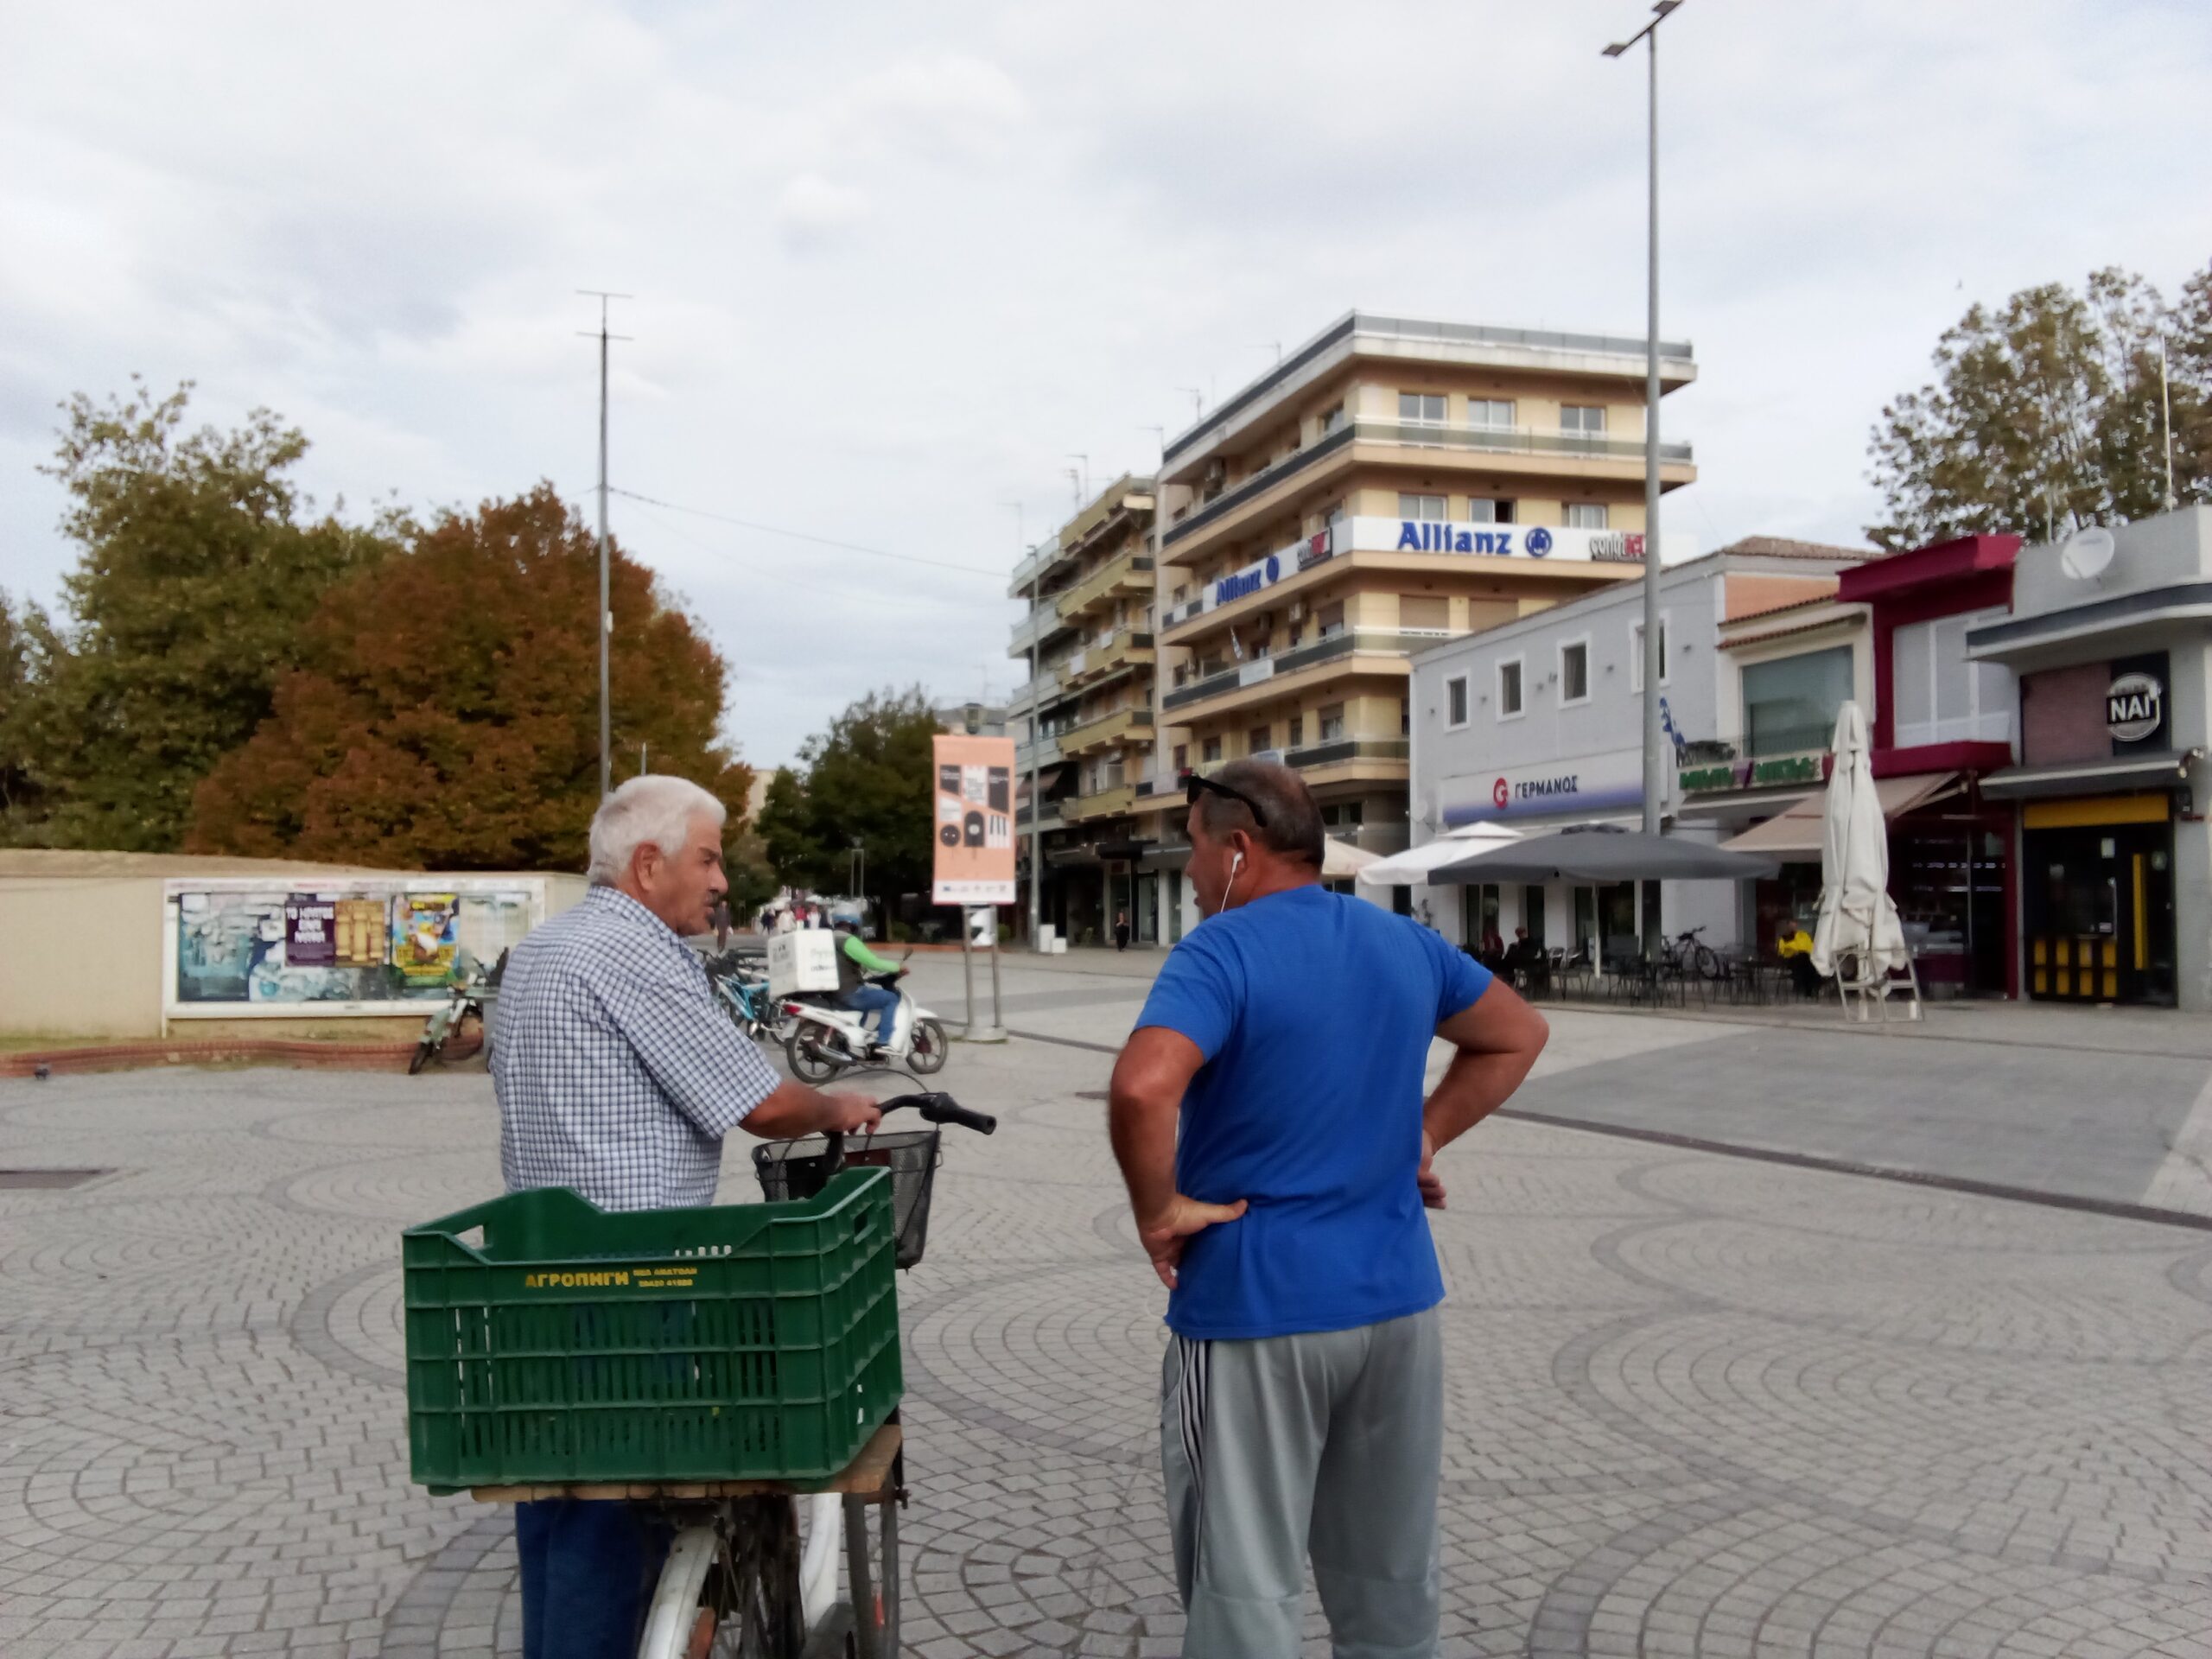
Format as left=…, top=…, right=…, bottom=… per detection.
left=1835, top=534, right=2022, bottom=997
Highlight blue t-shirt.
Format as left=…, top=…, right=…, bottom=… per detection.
left=1134, top=885, right=1493, bottom=1340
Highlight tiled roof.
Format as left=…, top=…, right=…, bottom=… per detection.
left=1713, top=535, right=1885, bottom=563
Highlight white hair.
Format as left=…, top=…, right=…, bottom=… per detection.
left=587, top=775, right=728, bottom=885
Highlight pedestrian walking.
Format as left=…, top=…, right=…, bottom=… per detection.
left=1114, top=908, right=1132, bottom=952
left=1108, top=760, right=1549, bottom=1656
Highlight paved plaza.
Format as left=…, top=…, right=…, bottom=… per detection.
left=4, top=958, right=2212, bottom=1656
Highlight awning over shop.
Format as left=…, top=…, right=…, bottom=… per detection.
left=1719, top=772, right=1961, bottom=859
left=1978, top=750, right=2198, bottom=800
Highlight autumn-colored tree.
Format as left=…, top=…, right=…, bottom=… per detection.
left=1867, top=263, right=2211, bottom=549
left=188, top=484, right=753, bottom=870
left=22, top=380, right=400, bottom=849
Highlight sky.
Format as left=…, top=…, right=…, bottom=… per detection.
left=3, top=0, right=2209, bottom=768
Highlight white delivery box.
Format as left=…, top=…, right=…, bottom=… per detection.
left=767, top=930, right=841, bottom=997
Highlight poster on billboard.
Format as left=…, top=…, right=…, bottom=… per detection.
left=283, top=893, right=339, bottom=967
left=931, top=734, right=1017, bottom=906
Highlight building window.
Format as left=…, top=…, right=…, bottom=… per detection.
left=1320, top=801, right=1363, bottom=828
left=1318, top=601, right=1346, bottom=639
left=1446, top=676, right=1470, bottom=728
left=1560, top=404, right=1607, bottom=435
left=1247, top=723, right=1271, bottom=757
left=1201, top=734, right=1223, bottom=763
left=1741, top=645, right=1853, bottom=757
left=1319, top=702, right=1346, bottom=741
left=1468, top=398, right=1516, bottom=429
left=1317, top=401, right=1346, bottom=436
left=1173, top=664, right=1187, bottom=688
left=1398, top=493, right=1447, bottom=521
left=1398, top=391, right=1446, bottom=425
left=1465, top=498, right=1516, bottom=524
left=1497, top=657, right=1524, bottom=719
left=1893, top=612, right=2012, bottom=747
left=1173, top=743, right=1188, bottom=771
left=1401, top=697, right=1410, bottom=736
left=1560, top=639, right=1591, bottom=705
left=1566, top=503, right=1609, bottom=529
left=1630, top=613, right=1670, bottom=691
left=1400, top=594, right=1449, bottom=632
left=1288, top=714, right=1304, bottom=748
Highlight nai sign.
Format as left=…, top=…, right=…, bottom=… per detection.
left=2107, top=671, right=2163, bottom=745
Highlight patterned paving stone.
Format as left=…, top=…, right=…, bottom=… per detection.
left=2, top=1025, right=2208, bottom=1656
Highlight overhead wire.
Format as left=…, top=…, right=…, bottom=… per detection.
left=607, top=486, right=1007, bottom=578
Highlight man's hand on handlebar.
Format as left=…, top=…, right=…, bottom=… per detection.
left=821, top=1093, right=884, bottom=1135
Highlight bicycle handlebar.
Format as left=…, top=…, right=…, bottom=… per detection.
left=879, top=1091, right=996, bottom=1135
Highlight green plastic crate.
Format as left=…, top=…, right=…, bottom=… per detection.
left=402, top=1168, right=900, bottom=1490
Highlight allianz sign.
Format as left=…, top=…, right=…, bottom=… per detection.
left=1392, top=521, right=1645, bottom=562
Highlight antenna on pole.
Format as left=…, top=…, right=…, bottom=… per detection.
left=578, top=289, right=633, bottom=801
left=1176, top=386, right=1204, bottom=423
left=1066, top=454, right=1090, bottom=504
left=2160, top=336, right=2178, bottom=512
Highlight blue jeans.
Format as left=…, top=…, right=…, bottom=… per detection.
left=516, top=1499, right=670, bottom=1659
left=840, top=985, right=899, bottom=1045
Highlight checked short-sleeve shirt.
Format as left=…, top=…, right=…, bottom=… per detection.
left=493, top=885, right=781, bottom=1211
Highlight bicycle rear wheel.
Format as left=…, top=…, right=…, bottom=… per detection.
left=842, top=1491, right=899, bottom=1658
left=638, top=1499, right=804, bottom=1659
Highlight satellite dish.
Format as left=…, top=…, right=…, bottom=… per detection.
left=2060, top=525, right=2115, bottom=581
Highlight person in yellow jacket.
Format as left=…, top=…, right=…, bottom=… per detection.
left=1777, top=922, right=1821, bottom=996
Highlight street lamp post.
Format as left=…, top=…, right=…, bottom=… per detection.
left=1605, top=0, right=1682, bottom=854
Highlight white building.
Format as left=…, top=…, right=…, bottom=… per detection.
left=1404, top=538, right=1872, bottom=956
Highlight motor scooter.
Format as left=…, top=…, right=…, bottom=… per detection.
left=781, top=955, right=947, bottom=1080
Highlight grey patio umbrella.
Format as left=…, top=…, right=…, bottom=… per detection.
left=1425, top=825, right=1781, bottom=884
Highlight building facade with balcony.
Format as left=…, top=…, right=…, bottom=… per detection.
left=1007, top=476, right=1160, bottom=945
left=1135, top=311, right=1700, bottom=938
left=1407, top=542, right=1871, bottom=957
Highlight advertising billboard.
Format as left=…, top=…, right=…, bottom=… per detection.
left=931, top=733, right=1017, bottom=906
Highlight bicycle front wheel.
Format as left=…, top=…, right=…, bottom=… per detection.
left=1692, top=944, right=1721, bottom=981
left=639, top=1501, right=804, bottom=1659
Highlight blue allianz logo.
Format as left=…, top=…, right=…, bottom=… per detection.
left=1214, top=554, right=1283, bottom=607
left=1265, top=553, right=1280, bottom=582
left=1525, top=527, right=1554, bottom=557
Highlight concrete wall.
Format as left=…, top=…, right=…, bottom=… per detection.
left=0, top=875, right=168, bottom=1039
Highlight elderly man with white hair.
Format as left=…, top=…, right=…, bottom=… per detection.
left=491, top=773, right=882, bottom=1659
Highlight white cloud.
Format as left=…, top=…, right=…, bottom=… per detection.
left=2, top=0, right=2208, bottom=766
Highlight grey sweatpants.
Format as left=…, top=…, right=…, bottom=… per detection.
left=1160, top=1306, right=1443, bottom=1658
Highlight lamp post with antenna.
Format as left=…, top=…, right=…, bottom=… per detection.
left=577, top=289, right=632, bottom=799
left=1603, top=0, right=1683, bottom=863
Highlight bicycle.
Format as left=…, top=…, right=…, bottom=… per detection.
left=455, top=1087, right=995, bottom=1658
left=706, top=952, right=794, bottom=1046
left=1657, top=925, right=1722, bottom=982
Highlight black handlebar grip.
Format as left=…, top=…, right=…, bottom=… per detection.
left=919, top=1099, right=997, bottom=1135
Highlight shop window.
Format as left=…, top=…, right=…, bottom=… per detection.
left=1521, top=886, right=1547, bottom=949
left=1446, top=676, right=1469, bottom=728
left=1559, top=639, right=1591, bottom=705
left=1398, top=492, right=1447, bottom=520
left=1630, top=614, right=1671, bottom=692
left=1566, top=503, right=1609, bottom=529
left=1397, top=391, right=1447, bottom=425
left=1742, top=645, right=1853, bottom=757
left=1893, top=612, right=2012, bottom=747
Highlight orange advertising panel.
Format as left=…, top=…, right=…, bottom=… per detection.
left=931, top=734, right=1017, bottom=906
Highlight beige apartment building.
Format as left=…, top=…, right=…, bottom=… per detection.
left=1007, top=474, right=1161, bottom=945
left=1131, top=311, right=1698, bottom=938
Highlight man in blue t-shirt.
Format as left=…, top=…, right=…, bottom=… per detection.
left=1109, top=760, right=1549, bottom=1657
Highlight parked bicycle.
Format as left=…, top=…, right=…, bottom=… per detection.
left=1658, top=925, right=1723, bottom=982
left=704, top=949, right=793, bottom=1045
left=409, top=959, right=488, bottom=1073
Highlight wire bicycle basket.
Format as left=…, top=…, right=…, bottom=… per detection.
left=754, top=1130, right=941, bottom=1270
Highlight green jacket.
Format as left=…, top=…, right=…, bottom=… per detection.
left=836, top=931, right=897, bottom=993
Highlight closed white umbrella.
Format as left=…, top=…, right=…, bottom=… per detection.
left=1320, top=836, right=1379, bottom=880
left=1357, top=823, right=1522, bottom=887
left=1811, top=702, right=1910, bottom=981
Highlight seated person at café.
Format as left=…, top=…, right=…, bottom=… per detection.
left=1777, top=920, right=1821, bottom=996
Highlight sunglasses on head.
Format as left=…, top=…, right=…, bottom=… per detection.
left=1185, top=772, right=1269, bottom=830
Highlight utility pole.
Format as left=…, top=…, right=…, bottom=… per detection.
left=1605, top=2, right=1682, bottom=866
left=1004, top=501, right=1044, bottom=952
left=579, top=290, right=632, bottom=800
left=2160, top=337, right=2179, bottom=512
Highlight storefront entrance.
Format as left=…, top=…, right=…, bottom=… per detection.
left=1890, top=805, right=2012, bottom=996
left=2024, top=796, right=2177, bottom=1005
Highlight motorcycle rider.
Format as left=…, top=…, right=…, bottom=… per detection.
left=830, top=915, right=905, bottom=1052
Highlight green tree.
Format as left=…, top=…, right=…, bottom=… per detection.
left=0, top=592, right=55, bottom=835
left=754, top=689, right=944, bottom=929
left=187, top=484, right=753, bottom=870
left=1866, top=264, right=2212, bottom=550
left=26, top=380, right=400, bottom=849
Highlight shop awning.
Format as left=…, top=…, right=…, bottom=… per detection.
left=1978, top=750, right=2197, bottom=800
left=1719, top=772, right=1961, bottom=860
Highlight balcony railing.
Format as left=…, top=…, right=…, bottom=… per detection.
left=1068, top=782, right=1141, bottom=822
left=1067, top=627, right=1155, bottom=686
left=1283, top=737, right=1411, bottom=772
left=1014, top=733, right=1065, bottom=770
left=1009, top=605, right=1077, bottom=656
left=1061, top=705, right=1157, bottom=755
left=1163, top=417, right=1694, bottom=551
left=1057, top=553, right=1156, bottom=621
left=1014, top=798, right=1064, bottom=829
left=1159, top=629, right=1452, bottom=712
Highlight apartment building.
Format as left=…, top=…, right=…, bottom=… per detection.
left=1134, top=311, right=1698, bottom=935
left=1007, top=475, right=1160, bottom=945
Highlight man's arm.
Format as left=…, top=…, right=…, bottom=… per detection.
left=842, top=936, right=901, bottom=976
left=1108, top=1027, right=1247, bottom=1289
left=741, top=1079, right=882, bottom=1141
left=1418, top=981, right=1549, bottom=1209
